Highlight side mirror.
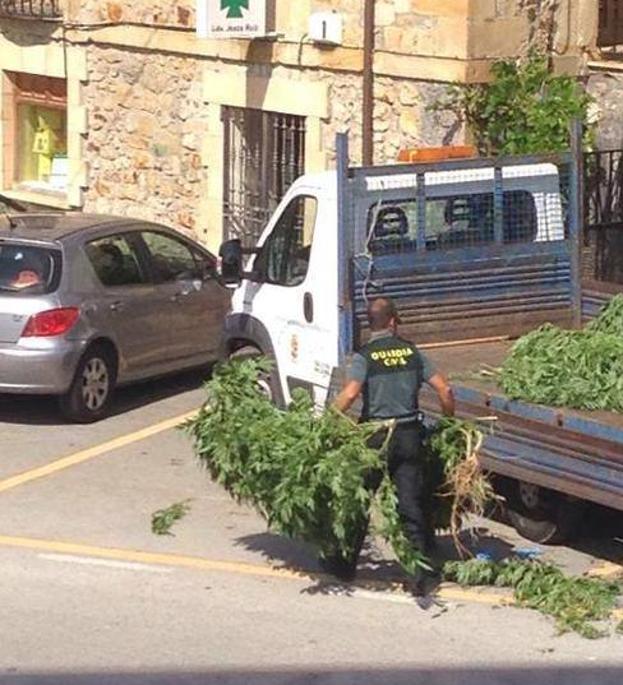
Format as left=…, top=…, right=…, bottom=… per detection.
left=218, top=239, right=243, bottom=286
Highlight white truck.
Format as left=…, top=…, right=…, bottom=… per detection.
left=218, top=135, right=623, bottom=545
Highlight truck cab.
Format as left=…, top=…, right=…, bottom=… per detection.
left=222, top=173, right=339, bottom=408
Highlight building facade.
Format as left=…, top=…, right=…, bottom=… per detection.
left=0, top=1, right=621, bottom=249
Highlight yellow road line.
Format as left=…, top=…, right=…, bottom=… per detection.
left=0, top=534, right=318, bottom=581
left=0, top=533, right=513, bottom=606
left=0, top=410, right=198, bottom=494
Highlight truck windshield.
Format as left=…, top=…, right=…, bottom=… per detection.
left=0, top=243, right=61, bottom=294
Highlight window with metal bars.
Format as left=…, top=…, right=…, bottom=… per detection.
left=222, top=107, right=306, bottom=247
left=598, top=0, right=623, bottom=47
left=584, top=148, right=623, bottom=283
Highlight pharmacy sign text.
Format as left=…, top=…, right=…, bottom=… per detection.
left=196, top=0, right=267, bottom=39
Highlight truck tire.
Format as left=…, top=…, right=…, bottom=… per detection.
left=506, top=480, right=583, bottom=545
left=229, top=345, right=284, bottom=408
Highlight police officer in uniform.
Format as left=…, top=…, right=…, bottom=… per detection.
left=330, top=297, right=455, bottom=594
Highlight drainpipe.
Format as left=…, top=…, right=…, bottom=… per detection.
left=362, top=0, right=375, bottom=166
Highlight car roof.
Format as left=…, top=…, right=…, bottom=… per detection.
left=0, top=212, right=152, bottom=242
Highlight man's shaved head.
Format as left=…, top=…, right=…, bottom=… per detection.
left=367, top=297, right=401, bottom=331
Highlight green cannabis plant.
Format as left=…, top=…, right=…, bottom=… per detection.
left=186, top=358, right=492, bottom=574
left=151, top=499, right=192, bottom=536
left=427, top=418, right=495, bottom=556
left=500, top=295, right=623, bottom=412
left=444, top=558, right=622, bottom=639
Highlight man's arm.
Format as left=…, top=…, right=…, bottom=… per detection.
left=333, top=380, right=364, bottom=414
left=333, top=352, right=367, bottom=414
left=427, top=373, right=455, bottom=417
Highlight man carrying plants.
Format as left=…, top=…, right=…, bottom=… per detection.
left=331, top=297, right=455, bottom=594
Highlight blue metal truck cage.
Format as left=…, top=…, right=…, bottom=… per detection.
left=334, top=125, right=622, bottom=543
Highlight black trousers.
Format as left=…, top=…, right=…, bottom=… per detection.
left=344, top=421, right=432, bottom=570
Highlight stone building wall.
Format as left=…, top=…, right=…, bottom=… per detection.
left=68, top=0, right=196, bottom=28
left=80, top=42, right=463, bottom=237
left=587, top=69, right=623, bottom=149
left=261, top=66, right=462, bottom=167
left=81, top=45, right=207, bottom=235
left=316, top=73, right=461, bottom=166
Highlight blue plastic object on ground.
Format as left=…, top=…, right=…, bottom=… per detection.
left=514, top=547, right=543, bottom=560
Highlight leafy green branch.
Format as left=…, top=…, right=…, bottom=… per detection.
left=151, top=499, right=192, bottom=536
left=432, top=53, right=594, bottom=155
left=500, top=295, right=623, bottom=411
left=444, top=558, right=622, bottom=639
left=185, top=359, right=492, bottom=574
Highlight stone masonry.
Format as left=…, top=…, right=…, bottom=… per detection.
left=81, top=45, right=207, bottom=235
left=81, top=46, right=463, bottom=236
left=70, top=0, right=196, bottom=28
left=587, top=69, right=623, bottom=149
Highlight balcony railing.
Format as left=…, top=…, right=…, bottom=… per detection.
left=599, top=0, right=623, bottom=47
left=0, top=0, right=62, bottom=20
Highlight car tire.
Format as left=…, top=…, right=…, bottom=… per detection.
left=506, top=480, right=583, bottom=545
left=229, top=345, right=284, bottom=408
left=59, top=345, right=117, bottom=423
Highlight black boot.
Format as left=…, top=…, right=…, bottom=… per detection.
left=319, top=554, right=357, bottom=582
left=403, top=567, right=441, bottom=599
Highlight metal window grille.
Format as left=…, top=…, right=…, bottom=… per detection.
left=222, top=107, right=306, bottom=247
left=598, top=0, right=623, bottom=47
left=346, top=150, right=580, bottom=346
left=584, top=149, right=623, bottom=283
left=0, top=0, right=62, bottom=19
left=361, top=163, right=570, bottom=257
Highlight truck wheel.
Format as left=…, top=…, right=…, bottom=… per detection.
left=59, top=344, right=117, bottom=423
left=229, top=345, right=284, bottom=408
left=506, top=480, right=583, bottom=545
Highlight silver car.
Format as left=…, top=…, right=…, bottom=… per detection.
left=0, top=213, right=230, bottom=422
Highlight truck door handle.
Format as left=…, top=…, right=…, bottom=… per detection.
left=303, top=292, right=314, bottom=323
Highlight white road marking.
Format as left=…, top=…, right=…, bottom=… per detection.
left=350, top=588, right=417, bottom=605
left=38, top=553, right=173, bottom=574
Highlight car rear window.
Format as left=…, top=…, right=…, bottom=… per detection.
left=0, top=242, right=61, bottom=295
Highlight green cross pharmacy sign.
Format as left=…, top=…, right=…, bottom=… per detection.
left=196, top=0, right=267, bottom=39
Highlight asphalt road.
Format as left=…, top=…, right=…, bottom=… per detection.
left=0, top=370, right=622, bottom=685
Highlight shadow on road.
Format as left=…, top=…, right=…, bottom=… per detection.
left=574, top=504, right=623, bottom=564
left=235, top=530, right=516, bottom=592
left=0, top=365, right=212, bottom=427
left=0, top=666, right=621, bottom=685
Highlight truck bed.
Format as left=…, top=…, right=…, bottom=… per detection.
left=424, top=340, right=623, bottom=432
left=419, top=340, right=623, bottom=511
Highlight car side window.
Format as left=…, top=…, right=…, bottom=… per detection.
left=254, top=195, right=318, bottom=287
left=141, top=231, right=204, bottom=283
left=85, top=235, right=146, bottom=287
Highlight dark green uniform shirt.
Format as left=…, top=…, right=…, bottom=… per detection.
left=348, top=330, right=436, bottom=422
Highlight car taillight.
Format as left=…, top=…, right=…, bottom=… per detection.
left=22, top=307, right=80, bottom=338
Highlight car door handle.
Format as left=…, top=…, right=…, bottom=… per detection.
left=110, top=300, right=125, bottom=312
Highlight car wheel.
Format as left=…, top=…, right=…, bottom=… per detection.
left=229, top=345, right=284, bottom=408
left=59, top=345, right=116, bottom=423
left=506, top=480, right=584, bottom=545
